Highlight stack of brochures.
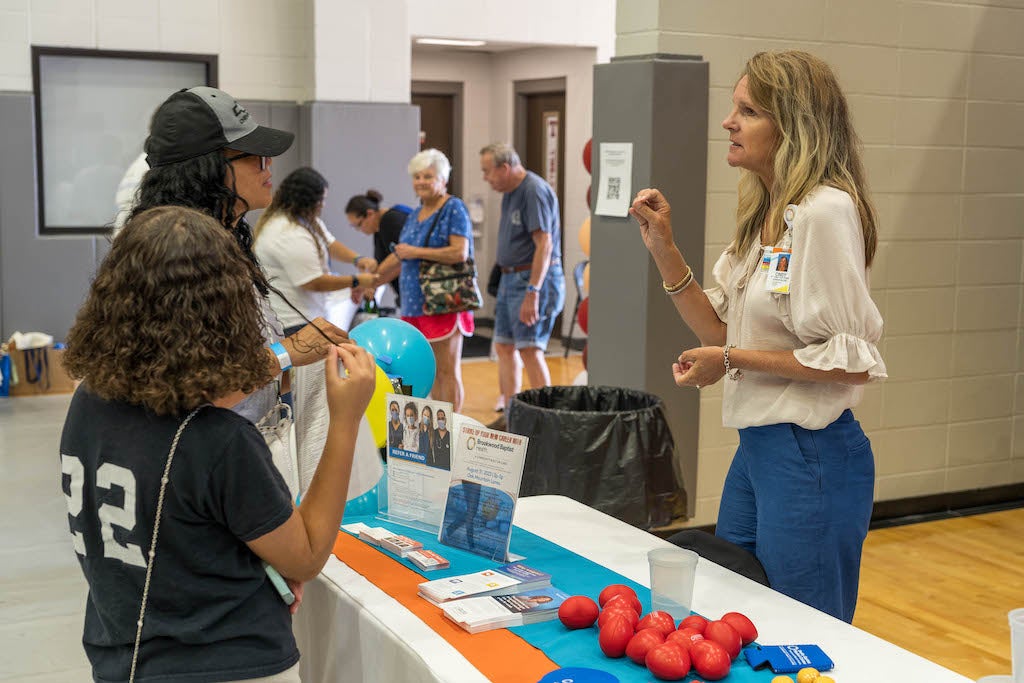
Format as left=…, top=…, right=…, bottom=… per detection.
left=379, top=534, right=423, bottom=558
left=418, top=563, right=551, bottom=606
left=441, top=587, right=571, bottom=633
left=407, top=549, right=450, bottom=571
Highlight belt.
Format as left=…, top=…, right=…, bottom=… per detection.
left=499, top=259, right=561, bottom=274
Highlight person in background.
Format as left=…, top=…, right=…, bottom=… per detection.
left=130, top=86, right=350, bottom=428
left=111, top=151, right=149, bottom=233
left=479, top=143, right=566, bottom=428
left=61, top=205, right=376, bottom=683
left=376, top=149, right=476, bottom=411
left=387, top=400, right=404, bottom=449
left=345, top=189, right=413, bottom=299
left=630, top=50, right=885, bottom=622
left=254, top=167, right=378, bottom=336
left=419, top=404, right=435, bottom=463
left=401, top=401, right=420, bottom=452
left=433, top=408, right=451, bottom=469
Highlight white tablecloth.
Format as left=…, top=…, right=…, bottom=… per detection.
left=294, top=495, right=971, bottom=682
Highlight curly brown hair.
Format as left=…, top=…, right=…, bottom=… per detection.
left=65, top=206, right=273, bottom=415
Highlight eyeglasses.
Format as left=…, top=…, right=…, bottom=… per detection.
left=225, top=152, right=269, bottom=170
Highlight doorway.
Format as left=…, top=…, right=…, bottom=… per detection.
left=515, top=78, right=567, bottom=337
left=411, top=81, right=463, bottom=198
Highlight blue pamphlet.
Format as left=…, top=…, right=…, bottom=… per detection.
left=744, top=644, right=834, bottom=673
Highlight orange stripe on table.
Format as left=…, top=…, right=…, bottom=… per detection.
left=332, top=532, right=559, bottom=683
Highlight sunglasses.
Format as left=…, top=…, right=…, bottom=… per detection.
left=225, top=152, right=270, bottom=170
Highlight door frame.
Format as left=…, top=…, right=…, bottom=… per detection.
left=410, top=80, right=463, bottom=194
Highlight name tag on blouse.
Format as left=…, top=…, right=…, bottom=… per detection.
left=764, top=247, right=792, bottom=294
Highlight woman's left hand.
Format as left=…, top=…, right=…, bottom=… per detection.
left=672, top=346, right=726, bottom=389
left=393, top=243, right=416, bottom=260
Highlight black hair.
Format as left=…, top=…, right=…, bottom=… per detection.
left=344, top=189, right=383, bottom=216
left=255, top=167, right=330, bottom=267
left=130, top=150, right=270, bottom=295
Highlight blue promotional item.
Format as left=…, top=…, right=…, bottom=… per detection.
left=745, top=644, right=834, bottom=674
left=538, top=667, right=618, bottom=683
left=349, top=318, right=436, bottom=398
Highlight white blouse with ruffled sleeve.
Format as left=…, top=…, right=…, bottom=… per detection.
left=704, top=185, right=887, bottom=430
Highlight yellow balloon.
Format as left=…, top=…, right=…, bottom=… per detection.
left=578, top=216, right=591, bottom=256
left=583, top=262, right=590, bottom=293
left=365, top=364, right=391, bottom=448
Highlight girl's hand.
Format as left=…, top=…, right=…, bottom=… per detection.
left=325, top=344, right=377, bottom=426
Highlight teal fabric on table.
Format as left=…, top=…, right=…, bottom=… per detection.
left=339, top=512, right=776, bottom=682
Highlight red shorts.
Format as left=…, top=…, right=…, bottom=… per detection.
left=402, top=311, right=475, bottom=342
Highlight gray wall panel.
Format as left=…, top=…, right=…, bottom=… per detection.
left=589, top=57, right=709, bottom=517
left=0, top=93, right=97, bottom=341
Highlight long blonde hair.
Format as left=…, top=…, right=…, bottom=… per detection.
left=732, top=51, right=878, bottom=266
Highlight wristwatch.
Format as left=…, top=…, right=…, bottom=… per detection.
left=526, top=283, right=540, bottom=294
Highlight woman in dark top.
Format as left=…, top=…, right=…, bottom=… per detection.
left=346, top=190, right=412, bottom=297
left=387, top=400, right=404, bottom=449
left=433, top=408, right=451, bottom=470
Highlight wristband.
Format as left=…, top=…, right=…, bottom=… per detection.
left=526, top=283, right=540, bottom=294
left=270, top=342, right=292, bottom=373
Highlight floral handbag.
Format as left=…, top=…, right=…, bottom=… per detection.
left=418, top=201, right=483, bottom=315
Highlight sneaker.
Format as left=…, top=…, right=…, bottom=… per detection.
left=493, top=395, right=505, bottom=413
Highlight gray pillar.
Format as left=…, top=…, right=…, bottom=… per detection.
left=588, top=55, right=709, bottom=518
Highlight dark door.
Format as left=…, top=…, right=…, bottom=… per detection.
left=411, top=92, right=458, bottom=197
left=523, top=90, right=566, bottom=335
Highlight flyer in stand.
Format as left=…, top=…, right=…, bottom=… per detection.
left=438, top=425, right=528, bottom=561
left=385, top=394, right=454, bottom=530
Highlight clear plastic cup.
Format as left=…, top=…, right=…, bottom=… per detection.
left=647, top=547, right=699, bottom=621
left=1010, top=608, right=1024, bottom=683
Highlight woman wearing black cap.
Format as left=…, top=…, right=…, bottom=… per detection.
left=131, top=86, right=350, bottom=428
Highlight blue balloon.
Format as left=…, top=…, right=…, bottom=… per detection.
left=349, top=318, right=436, bottom=398
left=346, top=470, right=387, bottom=517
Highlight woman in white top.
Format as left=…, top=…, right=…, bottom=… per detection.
left=631, top=51, right=886, bottom=623
left=254, top=167, right=379, bottom=336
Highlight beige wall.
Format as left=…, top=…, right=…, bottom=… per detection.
left=617, top=0, right=1024, bottom=526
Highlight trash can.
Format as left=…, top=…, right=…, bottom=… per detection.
left=507, top=385, right=685, bottom=529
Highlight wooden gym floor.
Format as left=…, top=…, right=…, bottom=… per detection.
left=461, top=353, right=1022, bottom=680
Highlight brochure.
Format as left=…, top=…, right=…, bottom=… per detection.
left=438, top=425, right=528, bottom=561
left=418, top=562, right=551, bottom=606
left=407, top=549, right=450, bottom=571
left=441, top=586, right=571, bottom=633
left=379, top=534, right=423, bottom=558
left=385, top=394, right=454, bottom=530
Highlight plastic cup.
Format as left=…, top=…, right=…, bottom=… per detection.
left=648, top=547, right=698, bottom=620
left=1011, top=608, right=1024, bottom=683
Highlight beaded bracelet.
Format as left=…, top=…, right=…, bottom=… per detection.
left=662, top=266, right=694, bottom=295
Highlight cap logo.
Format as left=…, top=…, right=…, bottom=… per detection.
left=232, top=102, right=250, bottom=125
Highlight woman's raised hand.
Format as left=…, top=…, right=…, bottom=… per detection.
left=629, top=188, right=675, bottom=255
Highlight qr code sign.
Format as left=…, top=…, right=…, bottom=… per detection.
left=606, top=177, right=621, bottom=200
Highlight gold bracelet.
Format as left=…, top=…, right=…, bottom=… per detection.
left=663, top=266, right=693, bottom=295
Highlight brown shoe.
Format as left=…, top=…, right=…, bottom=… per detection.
left=486, top=414, right=507, bottom=430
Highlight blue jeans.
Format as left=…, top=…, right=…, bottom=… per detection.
left=493, top=264, right=566, bottom=350
left=715, top=409, right=875, bottom=622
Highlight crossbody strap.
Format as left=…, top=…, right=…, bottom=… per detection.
left=420, top=198, right=452, bottom=251
left=129, top=406, right=203, bottom=683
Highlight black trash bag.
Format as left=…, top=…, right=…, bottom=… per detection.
left=507, top=385, right=685, bottom=529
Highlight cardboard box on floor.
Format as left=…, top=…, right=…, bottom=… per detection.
left=7, top=344, right=77, bottom=396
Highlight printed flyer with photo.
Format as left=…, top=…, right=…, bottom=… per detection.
left=438, top=425, right=528, bottom=561
left=385, top=394, right=454, bottom=530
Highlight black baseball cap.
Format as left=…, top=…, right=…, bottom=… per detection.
left=145, top=86, right=294, bottom=167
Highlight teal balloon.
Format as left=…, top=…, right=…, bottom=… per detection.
left=349, top=318, right=436, bottom=398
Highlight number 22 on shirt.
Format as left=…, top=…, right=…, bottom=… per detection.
left=62, top=453, right=147, bottom=568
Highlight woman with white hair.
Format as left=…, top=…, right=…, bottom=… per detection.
left=377, top=149, right=475, bottom=411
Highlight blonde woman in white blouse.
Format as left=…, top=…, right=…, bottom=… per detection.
left=630, top=51, right=886, bottom=623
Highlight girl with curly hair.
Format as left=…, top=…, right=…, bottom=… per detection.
left=631, top=51, right=886, bottom=622
left=61, top=206, right=376, bottom=682
left=254, top=167, right=379, bottom=336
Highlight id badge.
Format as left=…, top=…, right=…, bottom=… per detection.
left=760, top=246, right=772, bottom=272
left=765, top=247, right=792, bottom=294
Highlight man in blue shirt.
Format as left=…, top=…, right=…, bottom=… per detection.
left=480, top=143, right=566, bottom=417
